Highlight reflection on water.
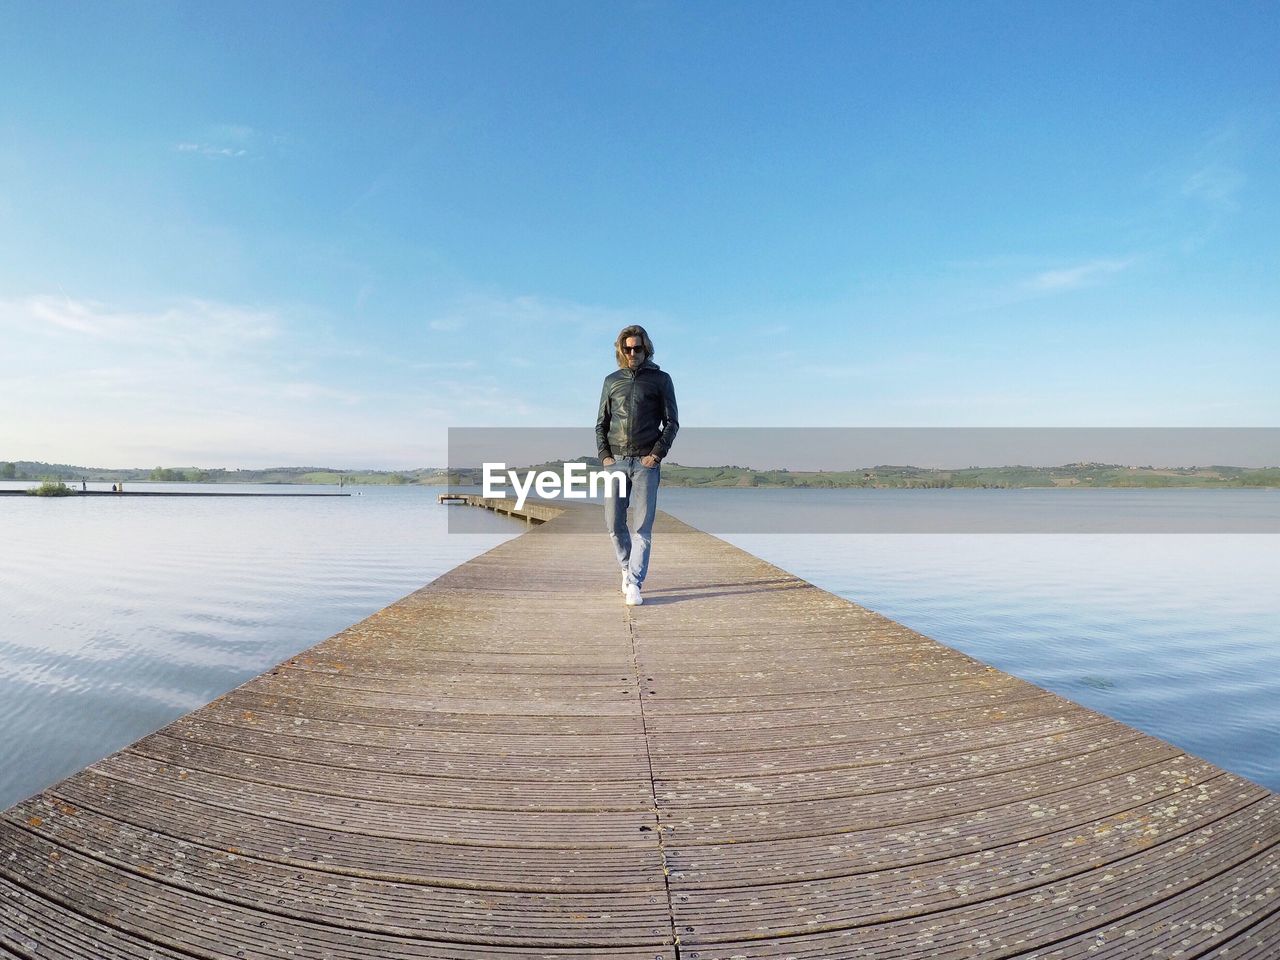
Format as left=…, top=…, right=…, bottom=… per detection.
left=0, top=483, right=520, bottom=808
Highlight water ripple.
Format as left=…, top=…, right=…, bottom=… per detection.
left=0, top=486, right=521, bottom=808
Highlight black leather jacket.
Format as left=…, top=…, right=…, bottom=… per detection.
left=595, top=360, right=679, bottom=461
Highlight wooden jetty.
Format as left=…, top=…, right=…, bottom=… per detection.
left=2, top=497, right=1275, bottom=958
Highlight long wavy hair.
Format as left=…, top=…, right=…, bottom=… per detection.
left=614, top=325, right=655, bottom=369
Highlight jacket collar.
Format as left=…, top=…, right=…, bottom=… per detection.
left=623, top=358, right=659, bottom=375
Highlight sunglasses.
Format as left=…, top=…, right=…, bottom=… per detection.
left=622, top=344, right=646, bottom=353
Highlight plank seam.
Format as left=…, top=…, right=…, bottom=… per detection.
left=216, top=684, right=1054, bottom=735
left=629, top=613, right=684, bottom=960
left=150, top=714, right=1113, bottom=782
left=276, top=671, right=1018, bottom=702
left=1184, top=899, right=1280, bottom=960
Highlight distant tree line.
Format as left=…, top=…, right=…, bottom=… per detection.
left=7, top=459, right=1277, bottom=488
left=150, top=467, right=211, bottom=482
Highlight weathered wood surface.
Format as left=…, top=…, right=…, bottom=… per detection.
left=2, top=498, right=1276, bottom=958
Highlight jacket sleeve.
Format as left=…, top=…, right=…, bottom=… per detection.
left=650, top=373, right=679, bottom=459
left=595, top=378, right=614, bottom=461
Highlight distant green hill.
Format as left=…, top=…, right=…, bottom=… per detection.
left=656, top=461, right=1280, bottom=488
left=4, top=459, right=1277, bottom=488
left=457, top=459, right=1280, bottom=489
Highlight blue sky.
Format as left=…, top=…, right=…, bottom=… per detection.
left=1, top=0, right=1277, bottom=468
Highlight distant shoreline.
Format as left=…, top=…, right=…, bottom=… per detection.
left=3, top=460, right=1278, bottom=489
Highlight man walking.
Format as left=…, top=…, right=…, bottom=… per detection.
left=595, top=325, right=679, bottom=606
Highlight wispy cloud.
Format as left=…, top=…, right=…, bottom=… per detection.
left=946, top=253, right=1142, bottom=315
left=175, top=142, right=248, bottom=158
left=1180, top=163, right=1244, bottom=214
left=1022, top=258, right=1134, bottom=293
left=0, top=295, right=370, bottom=465
left=210, top=123, right=254, bottom=142
left=1181, top=123, right=1246, bottom=213
left=18, top=295, right=278, bottom=354
left=0, top=293, right=583, bottom=467
left=1138, top=121, right=1250, bottom=254
left=174, top=123, right=259, bottom=159
left=968, top=123, right=1247, bottom=309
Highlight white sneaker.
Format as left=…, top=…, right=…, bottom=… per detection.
left=621, top=573, right=628, bottom=594
left=624, top=583, right=643, bottom=606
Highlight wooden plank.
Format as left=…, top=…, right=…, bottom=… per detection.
left=646, top=692, right=1072, bottom=756
left=642, top=685, right=1052, bottom=733
left=666, top=756, right=1232, bottom=887
left=0, top=837, right=677, bottom=957
left=668, top=778, right=1267, bottom=940
left=1009, top=845, right=1278, bottom=958
left=218, top=687, right=647, bottom=736
left=137, top=726, right=653, bottom=797
left=655, top=721, right=1154, bottom=808
left=2, top=814, right=671, bottom=946
left=243, top=680, right=644, bottom=717
left=2, top=875, right=194, bottom=959
left=120, top=737, right=654, bottom=813
left=665, top=798, right=1277, bottom=957
left=163, top=714, right=652, bottom=770
left=44, top=772, right=659, bottom=892
left=648, top=712, right=1109, bottom=779
left=1201, top=904, right=1280, bottom=959
left=85, top=752, right=656, bottom=845
left=661, top=738, right=1184, bottom=846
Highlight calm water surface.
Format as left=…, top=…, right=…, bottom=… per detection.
left=2, top=483, right=1277, bottom=810
left=0, top=482, right=519, bottom=808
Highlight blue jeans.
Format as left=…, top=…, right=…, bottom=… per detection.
left=604, top=457, right=661, bottom=588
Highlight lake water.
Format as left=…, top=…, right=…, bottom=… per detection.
left=1, top=482, right=1276, bottom=809
left=0, top=482, right=521, bottom=809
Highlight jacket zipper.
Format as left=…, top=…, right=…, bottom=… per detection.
left=624, top=368, right=636, bottom=452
